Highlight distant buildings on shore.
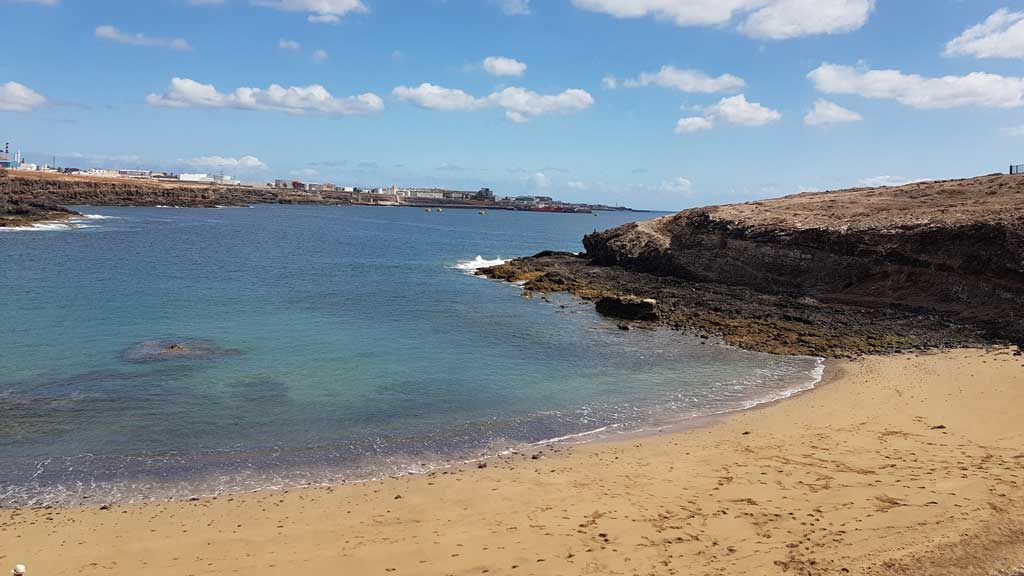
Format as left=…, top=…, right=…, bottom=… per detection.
left=1, top=143, right=635, bottom=212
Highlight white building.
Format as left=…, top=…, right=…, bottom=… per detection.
left=14, top=162, right=38, bottom=171
left=87, top=168, right=119, bottom=178
left=179, top=173, right=215, bottom=183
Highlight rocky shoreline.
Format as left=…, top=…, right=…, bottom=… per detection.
left=0, top=196, right=82, bottom=228
left=481, top=174, right=1024, bottom=358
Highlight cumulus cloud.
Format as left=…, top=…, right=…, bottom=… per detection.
left=279, top=38, right=300, bottom=50
left=660, top=177, right=694, bottom=195
left=675, top=116, right=714, bottom=134
left=483, top=56, right=527, bottom=77
left=0, top=81, right=46, bottom=112
left=739, top=0, right=875, bottom=40
left=570, top=0, right=873, bottom=39
left=601, top=75, right=618, bottom=89
left=567, top=180, right=588, bottom=190
left=803, top=98, right=862, bottom=126
left=859, top=175, right=929, bottom=188
left=944, top=8, right=1024, bottom=60
left=808, top=63, right=1024, bottom=109
left=674, top=94, right=780, bottom=134
left=706, top=94, right=781, bottom=125
left=253, top=0, right=367, bottom=24
left=185, top=155, right=268, bottom=170
left=392, top=84, right=485, bottom=112
left=496, top=0, right=530, bottom=15
left=147, top=77, right=385, bottom=115
left=95, top=25, right=191, bottom=50
left=392, top=83, right=593, bottom=123
left=620, top=65, right=745, bottom=93
left=312, top=49, right=329, bottom=62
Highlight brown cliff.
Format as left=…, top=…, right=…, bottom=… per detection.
left=484, top=174, right=1024, bottom=357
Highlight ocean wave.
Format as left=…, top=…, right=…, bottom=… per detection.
left=452, top=256, right=508, bottom=272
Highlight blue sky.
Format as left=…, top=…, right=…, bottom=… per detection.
left=2, top=0, right=1024, bottom=210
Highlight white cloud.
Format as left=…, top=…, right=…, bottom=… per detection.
left=660, top=177, right=694, bottom=196
left=569, top=0, right=873, bottom=39
left=312, top=49, right=329, bottom=62
left=739, top=0, right=874, bottom=40
left=808, top=63, right=1024, bottom=109
left=803, top=98, right=862, bottom=126
left=490, top=87, right=594, bottom=122
left=0, top=81, right=46, bottom=112
left=567, top=180, right=588, bottom=190
left=253, top=0, right=367, bottom=24
left=392, top=83, right=486, bottom=112
left=483, top=56, right=527, bottom=77
left=945, top=8, right=1024, bottom=60
left=7, top=0, right=59, bottom=5
left=859, top=175, right=929, bottom=188
left=186, top=155, right=268, bottom=170
left=705, top=94, right=781, bottom=126
left=674, top=94, right=780, bottom=134
left=279, top=38, right=300, bottom=50
left=675, top=116, right=714, bottom=133
left=623, top=65, right=745, bottom=93
left=1006, top=125, right=1024, bottom=136
left=496, top=0, right=530, bottom=15
left=147, top=77, right=385, bottom=115
left=392, top=83, right=593, bottom=123
left=95, top=25, right=191, bottom=50
left=601, top=75, right=618, bottom=89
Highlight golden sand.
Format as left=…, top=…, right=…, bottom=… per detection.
left=3, top=349, right=1024, bottom=575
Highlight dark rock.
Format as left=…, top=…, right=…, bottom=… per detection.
left=477, top=462, right=487, bottom=469
left=931, top=425, right=947, bottom=430
left=596, top=295, right=658, bottom=321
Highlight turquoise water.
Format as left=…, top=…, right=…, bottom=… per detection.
left=0, top=206, right=821, bottom=506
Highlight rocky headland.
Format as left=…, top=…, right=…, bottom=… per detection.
left=483, top=173, right=1024, bottom=357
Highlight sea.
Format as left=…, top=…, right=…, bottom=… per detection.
left=0, top=205, right=823, bottom=507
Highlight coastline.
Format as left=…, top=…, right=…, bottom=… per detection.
left=5, top=348, right=1023, bottom=575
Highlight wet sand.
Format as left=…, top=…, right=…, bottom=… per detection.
left=3, top=348, right=1024, bottom=575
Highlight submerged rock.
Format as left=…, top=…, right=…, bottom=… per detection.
left=121, top=339, right=241, bottom=363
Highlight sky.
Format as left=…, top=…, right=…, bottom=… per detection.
left=2, top=0, right=1024, bottom=210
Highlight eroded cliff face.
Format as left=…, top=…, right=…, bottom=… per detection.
left=485, top=174, right=1024, bottom=356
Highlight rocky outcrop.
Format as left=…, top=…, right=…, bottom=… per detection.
left=0, top=195, right=81, bottom=228
left=595, top=295, right=659, bottom=321
left=482, top=174, right=1024, bottom=356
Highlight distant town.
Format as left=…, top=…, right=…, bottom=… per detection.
left=0, top=144, right=641, bottom=213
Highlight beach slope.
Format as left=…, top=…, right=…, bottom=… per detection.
left=4, top=348, right=1023, bottom=575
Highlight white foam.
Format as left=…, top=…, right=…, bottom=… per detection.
left=1, top=213, right=116, bottom=232
left=452, top=256, right=508, bottom=272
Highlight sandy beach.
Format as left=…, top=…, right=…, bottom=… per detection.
left=3, top=348, right=1023, bottom=576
